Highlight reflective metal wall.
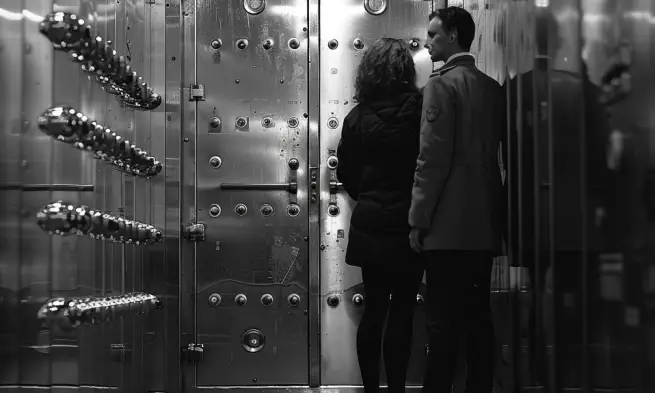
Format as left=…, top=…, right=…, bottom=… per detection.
left=0, top=0, right=173, bottom=391
left=3, top=0, right=655, bottom=392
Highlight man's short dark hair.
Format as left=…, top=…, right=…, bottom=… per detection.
left=428, top=7, right=476, bottom=51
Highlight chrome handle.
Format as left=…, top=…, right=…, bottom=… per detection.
left=220, top=181, right=298, bottom=194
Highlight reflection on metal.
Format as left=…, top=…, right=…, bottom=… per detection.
left=242, top=329, right=266, bottom=353
left=38, top=12, right=162, bottom=110
left=189, top=84, right=206, bottom=101
left=352, top=294, right=364, bottom=306
left=416, top=294, right=424, bottom=305
left=235, top=294, right=248, bottom=306
left=37, top=201, right=163, bottom=245
left=37, top=293, right=162, bottom=331
left=0, top=183, right=94, bottom=192
left=363, top=0, right=387, bottom=16
left=38, top=106, right=163, bottom=177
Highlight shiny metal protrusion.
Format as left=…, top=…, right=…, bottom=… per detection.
left=327, top=155, right=339, bottom=169
left=409, top=38, right=420, bottom=49
left=236, top=116, right=248, bottom=129
left=364, top=0, right=388, bottom=15
left=352, top=294, right=364, bottom=306
left=327, top=39, right=339, bottom=50
left=236, top=38, right=249, bottom=50
left=209, top=204, right=221, bottom=218
left=288, top=158, right=300, bottom=170
left=288, top=38, right=300, bottom=50
left=260, top=204, right=273, bottom=217
left=287, top=117, right=299, bottom=128
left=243, top=0, right=266, bottom=15
left=327, top=117, right=339, bottom=129
left=209, top=156, right=222, bottom=168
left=327, top=295, right=340, bottom=308
left=287, top=294, right=300, bottom=307
left=210, top=39, right=222, bottom=49
left=208, top=293, right=222, bottom=306
left=235, top=294, right=247, bottom=306
left=235, top=204, right=248, bottom=216
left=242, top=328, right=266, bottom=353
left=327, top=203, right=340, bottom=217
left=261, top=294, right=274, bottom=307
left=416, top=294, right=425, bottom=305
left=262, top=39, right=274, bottom=50
left=261, top=116, right=274, bottom=128
left=209, top=116, right=221, bottom=129
left=287, top=204, right=300, bottom=217
left=353, top=38, right=365, bottom=50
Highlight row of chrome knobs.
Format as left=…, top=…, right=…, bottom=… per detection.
left=207, top=203, right=301, bottom=218
left=38, top=293, right=162, bottom=331
left=39, top=12, right=161, bottom=111
left=208, top=115, right=342, bottom=132
left=38, top=106, right=163, bottom=177
left=37, top=201, right=163, bottom=245
left=209, top=156, right=338, bottom=171
left=208, top=293, right=300, bottom=308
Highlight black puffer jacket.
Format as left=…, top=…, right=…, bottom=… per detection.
left=337, top=82, right=423, bottom=267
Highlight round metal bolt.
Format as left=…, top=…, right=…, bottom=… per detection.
left=353, top=38, right=364, bottom=50
left=235, top=204, right=248, bottom=216
left=327, top=117, right=339, bottom=129
left=328, top=39, right=338, bottom=50
left=416, top=294, right=425, bottom=305
left=260, top=204, right=273, bottom=217
left=261, top=294, right=274, bottom=307
left=236, top=117, right=248, bottom=128
left=210, top=38, right=222, bottom=49
left=288, top=294, right=300, bottom=307
left=327, top=204, right=340, bottom=217
left=209, top=204, right=221, bottom=217
left=352, top=294, right=364, bottom=306
left=326, top=295, right=339, bottom=308
left=288, top=158, right=299, bottom=170
left=288, top=38, right=300, bottom=50
left=261, top=117, right=273, bottom=128
left=209, top=156, right=222, bottom=168
left=287, top=204, right=300, bottom=217
left=262, top=39, right=273, bottom=50
left=209, top=116, right=221, bottom=128
left=236, top=39, right=248, bottom=50
left=327, top=156, right=338, bottom=169
left=235, top=294, right=247, bottom=306
left=409, top=39, right=420, bottom=49
left=208, top=293, right=222, bottom=306
left=287, top=117, right=299, bottom=128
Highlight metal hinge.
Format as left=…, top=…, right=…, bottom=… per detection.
left=188, top=84, right=205, bottom=101
left=183, top=223, right=205, bottom=242
left=182, top=343, right=204, bottom=364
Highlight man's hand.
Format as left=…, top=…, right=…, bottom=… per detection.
left=409, top=227, right=424, bottom=253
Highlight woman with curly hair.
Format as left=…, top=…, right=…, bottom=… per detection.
left=337, top=37, right=424, bottom=393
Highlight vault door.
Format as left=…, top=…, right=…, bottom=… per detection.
left=191, top=0, right=310, bottom=386
left=318, top=0, right=433, bottom=385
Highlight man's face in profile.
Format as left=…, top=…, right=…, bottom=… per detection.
left=425, top=16, right=449, bottom=63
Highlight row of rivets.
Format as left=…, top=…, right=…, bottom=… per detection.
left=209, top=157, right=301, bottom=171
left=325, top=293, right=425, bottom=307
left=207, top=203, right=300, bottom=218
left=208, top=293, right=300, bottom=307
left=210, top=116, right=301, bottom=130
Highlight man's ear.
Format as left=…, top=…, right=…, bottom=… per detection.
left=449, top=28, right=458, bottom=44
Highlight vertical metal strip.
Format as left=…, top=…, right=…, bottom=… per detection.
left=307, top=0, right=321, bottom=387
left=576, top=0, right=590, bottom=390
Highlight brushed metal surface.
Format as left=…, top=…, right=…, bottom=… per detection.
left=318, top=0, right=431, bottom=386
left=188, top=0, right=311, bottom=386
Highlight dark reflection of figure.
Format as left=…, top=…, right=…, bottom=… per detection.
left=336, top=38, right=425, bottom=393
left=503, top=6, right=611, bottom=387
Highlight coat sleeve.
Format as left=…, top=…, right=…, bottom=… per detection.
left=336, top=115, right=363, bottom=201
left=408, top=77, right=456, bottom=229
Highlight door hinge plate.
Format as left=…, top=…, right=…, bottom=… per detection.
left=189, top=84, right=205, bottom=101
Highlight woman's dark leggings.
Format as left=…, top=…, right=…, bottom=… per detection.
left=357, top=263, right=424, bottom=393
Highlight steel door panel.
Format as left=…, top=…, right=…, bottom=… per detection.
left=192, top=0, right=310, bottom=386
left=318, top=0, right=431, bottom=386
